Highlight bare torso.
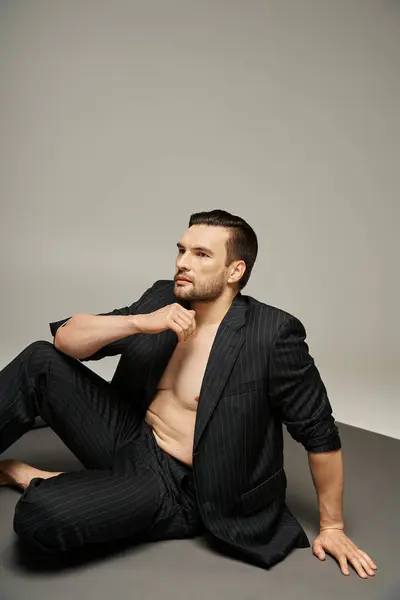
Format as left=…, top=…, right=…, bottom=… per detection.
left=144, top=324, right=219, bottom=466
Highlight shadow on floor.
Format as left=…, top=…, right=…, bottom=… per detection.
left=9, top=534, right=152, bottom=574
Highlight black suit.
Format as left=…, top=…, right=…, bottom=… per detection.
left=0, top=280, right=341, bottom=567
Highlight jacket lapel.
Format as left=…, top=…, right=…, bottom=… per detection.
left=193, top=293, right=248, bottom=452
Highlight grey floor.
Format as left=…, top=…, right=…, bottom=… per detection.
left=0, top=422, right=399, bottom=600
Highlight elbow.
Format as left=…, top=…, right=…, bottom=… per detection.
left=52, top=316, right=77, bottom=355
left=53, top=329, right=65, bottom=352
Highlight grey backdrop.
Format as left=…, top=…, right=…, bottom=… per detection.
left=0, top=0, right=399, bottom=439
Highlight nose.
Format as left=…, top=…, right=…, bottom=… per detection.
left=176, top=250, right=191, bottom=271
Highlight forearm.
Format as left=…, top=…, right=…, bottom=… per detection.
left=307, top=448, right=344, bottom=531
left=54, top=314, right=141, bottom=359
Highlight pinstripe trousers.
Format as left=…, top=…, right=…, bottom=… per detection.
left=0, top=341, right=203, bottom=554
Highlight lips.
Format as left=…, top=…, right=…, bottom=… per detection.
left=176, top=277, right=192, bottom=283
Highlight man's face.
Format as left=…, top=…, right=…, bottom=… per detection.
left=174, top=225, right=233, bottom=302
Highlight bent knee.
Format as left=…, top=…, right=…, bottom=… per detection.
left=19, top=340, right=60, bottom=376
left=19, top=340, right=58, bottom=366
left=23, top=339, right=73, bottom=371
left=24, top=340, right=56, bottom=355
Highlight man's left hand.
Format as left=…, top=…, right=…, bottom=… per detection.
left=312, top=529, right=377, bottom=578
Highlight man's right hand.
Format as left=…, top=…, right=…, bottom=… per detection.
left=133, top=304, right=196, bottom=343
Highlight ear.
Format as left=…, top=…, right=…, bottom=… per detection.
left=228, top=260, right=246, bottom=286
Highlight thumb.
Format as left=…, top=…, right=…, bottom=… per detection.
left=313, top=540, right=326, bottom=561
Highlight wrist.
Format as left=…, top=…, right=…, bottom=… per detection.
left=320, top=522, right=344, bottom=532
left=129, top=314, right=144, bottom=334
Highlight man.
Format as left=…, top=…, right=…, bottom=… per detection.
left=0, top=209, right=376, bottom=578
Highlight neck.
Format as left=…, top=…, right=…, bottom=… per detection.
left=190, top=290, right=239, bottom=327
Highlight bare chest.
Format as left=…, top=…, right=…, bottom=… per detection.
left=156, top=326, right=218, bottom=409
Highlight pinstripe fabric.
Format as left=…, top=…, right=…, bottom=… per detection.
left=0, top=339, right=202, bottom=553
left=71, top=279, right=339, bottom=569
left=1, top=279, right=341, bottom=567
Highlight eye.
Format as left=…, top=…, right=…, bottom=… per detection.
left=178, top=248, right=185, bottom=254
left=197, top=252, right=207, bottom=258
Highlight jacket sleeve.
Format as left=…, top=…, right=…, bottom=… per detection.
left=269, top=316, right=341, bottom=453
left=48, top=281, right=158, bottom=362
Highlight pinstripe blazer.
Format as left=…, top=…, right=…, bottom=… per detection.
left=50, top=279, right=342, bottom=568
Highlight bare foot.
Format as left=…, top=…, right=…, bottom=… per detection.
left=0, top=459, right=63, bottom=490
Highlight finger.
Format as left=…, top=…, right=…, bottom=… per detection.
left=338, top=554, right=350, bottom=576
left=172, top=314, right=192, bottom=341
left=174, top=309, right=196, bottom=331
left=344, top=538, right=377, bottom=571
left=176, top=315, right=196, bottom=340
left=189, top=319, right=196, bottom=336
left=360, top=551, right=377, bottom=570
left=312, top=541, right=326, bottom=561
left=175, top=304, right=195, bottom=318
left=348, top=554, right=369, bottom=579
left=357, top=555, right=376, bottom=577
left=179, top=311, right=197, bottom=337
left=168, top=319, right=185, bottom=342
left=180, top=313, right=196, bottom=337
left=345, top=542, right=376, bottom=576
left=173, top=308, right=193, bottom=326
left=179, top=305, right=195, bottom=318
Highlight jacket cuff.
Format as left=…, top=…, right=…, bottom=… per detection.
left=49, top=317, right=71, bottom=338
left=305, top=429, right=342, bottom=453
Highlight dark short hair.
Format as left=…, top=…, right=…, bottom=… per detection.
left=188, top=209, right=258, bottom=290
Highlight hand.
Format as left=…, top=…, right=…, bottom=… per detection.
left=312, top=528, right=377, bottom=579
left=134, top=304, right=196, bottom=343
